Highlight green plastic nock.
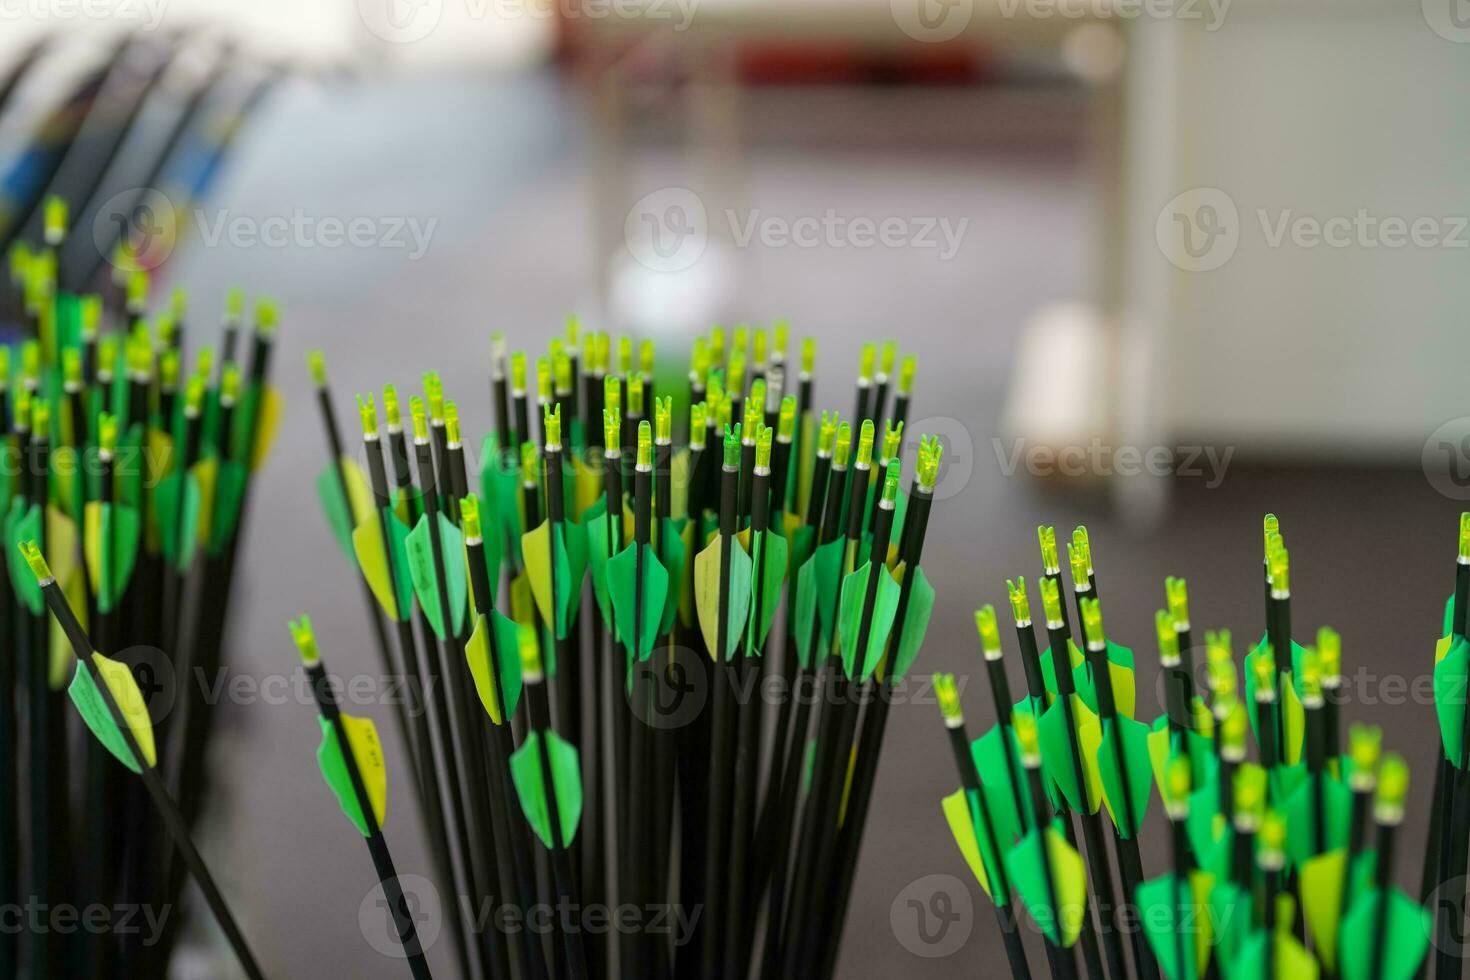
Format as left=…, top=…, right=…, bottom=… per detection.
left=858, top=343, right=876, bottom=382
left=255, top=298, right=280, bottom=335
left=879, top=341, right=898, bottom=380
left=640, top=339, right=655, bottom=377
left=690, top=339, right=708, bottom=384
left=1166, top=755, right=1192, bottom=819
left=221, top=364, right=241, bottom=405
left=1269, top=547, right=1290, bottom=596
left=160, top=350, right=179, bottom=391
left=1006, top=578, right=1030, bottom=625
left=1156, top=610, right=1179, bottom=665
left=519, top=621, right=543, bottom=681
left=1376, top=753, right=1408, bottom=825
left=655, top=397, right=672, bottom=445
left=628, top=375, right=644, bottom=418
left=801, top=338, right=816, bottom=376
left=32, top=400, right=50, bottom=440
left=1039, top=576, right=1063, bottom=627
left=18, top=540, right=51, bottom=583
left=882, top=458, right=900, bottom=506
left=185, top=376, right=206, bottom=417
left=289, top=616, right=320, bottom=667
left=833, top=422, right=852, bottom=468
left=755, top=426, right=772, bottom=472
left=882, top=420, right=903, bottom=464
left=778, top=396, right=797, bottom=442
left=856, top=419, right=874, bottom=469
left=752, top=330, right=768, bottom=367
left=1014, top=709, right=1040, bottom=765
left=744, top=381, right=764, bottom=435
left=898, top=355, right=916, bottom=395
left=511, top=352, right=527, bottom=394
left=44, top=195, right=68, bottom=245
left=637, top=420, right=652, bottom=470
left=1038, top=525, right=1059, bottom=573
left=358, top=395, right=378, bottom=439
left=308, top=350, right=327, bottom=389
left=1166, top=576, right=1189, bottom=629
left=1069, top=544, right=1091, bottom=594
left=554, top=351, right=572, bottom=394
left=934, top=672, right=962, bottom=727
left=1349, top=723, right=1381, bottom=792
left=1461, top=513, right=1470, bottom=562
left=975, top=605, right=1002, bottom=661
left=1258, top=811, right=1286, bottom=868
left=619, top=335, right=634, bottom=376
left=423, top=372, right=444, bottom=423
left=409, top=397, right=429, bottom=442
left=772, top=321, right=789, bottom=362
left=461, top=495, right=481, bottom=541
left=722, top=424, right=742, bottom=469
left=818, top=412, right=838, bottom=457
left=1318, top=626, right=1341, bottom=679
left=1079, top=597, right=1105, bottom=650
left=1251, top=647, right=1276, bottom=701
left=99, top=413, right=117, bottom=457
left=63, top=348, right=81, bottom=390
left=445, top=403, right=461, bottom=447
left=226, top=287, right=246, bottom=322
left=520, top=443, right=538, bottom=485
left=604, top=408, right=622, bottom=455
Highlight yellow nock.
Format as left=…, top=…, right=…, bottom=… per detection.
left=1014, top=710, right=1039, bottom=761
left=307, top=350, right=327, bottom=389
left=565, top=314, right=580, bottom=347
left=19, top=540, right=51, bottom=582
left=882, top=459, right=900, bottom=504
left=709, top=326, right=725, bottom=367
left=656, top=396, right=671, bottom=444
left=1006, top=578, right=1030, bottom=623
left=222, top=364, right=241, bottom=405
left=1317, top=626, right=1341, bottom=678
left=1349, top=723, right=1381, bottom=784
left=605, top=375, right=621, bottom=418
left=1259, top=812, right=1286, bottom=858
left=63, top=348, right=80, bottom=388
left=640, top=339, right=655, bottom=377
left=44, top=195, right=67, bottom=245
left=833, top=423, right=852, bottom=468
left=226, top=287, right=245, bottom=322
left=1038, top=525, right=1059, bottom=572
left=856, top=419, right=874, bottom=468
left=637, top=420, right=652, bottom=469
left=975, top=605, right=1002, bottom=656
left=858, top=343, right=875, bottom=381
left=773, top=320, right=789, bottom=361
left=1156, top=611, right=1179, bottom=662
left=31, top=400, right=49, bottom=440
left=99, top=413, right=117, bottom=455
left=288, top=616, right=320, bottom=666
left=383, top=385, right=401, bottom=430
left=818, top=412, right=838, bottom=456
left=1166, top=577, right=1189, bottom=628
left=184, top=376, right=205, bottom=416
left=1167, top=756, right=1192, bottom=813
left=1251, top=647, right=1275, bottom=697
left=689, top=404, right=705, bottom=450
left=520, top=442, right=538, bottom=483
left=879, top=341, right=897, bottom=379
left=1069, top=544, right=1090, bottom=592
left=255, top=299, right=280, bottom=334
left=934, top=673, right=962, bottom=724
left=544, top=403, right=562, bottom=448
left=536, top=358, right=551, bottom=403
left=778, top=396, right=796, bottom=441
left=917, top=435, right=941, bottom=488
left=755, top=426, right=772, bottom=471
left=744, top=380, right=765, bottom=435
left=511, top=352, right=527, bottom=393
left=753, top=330, right=767, bottom=366
left=1461, top=513, right=1470, bottom=562
left=555, top=351, right=572, bottom=393
left=604, top=408, right=621, bottom=454
left=445, top=402, right=461, bottom=446
left=1376, top=754, right=1409, bottom=823
left=160, top=350, right=179, bottom=390
left=1080, top=597, right=1104, bottom=648
left=801, top=338, right=816, bottom=376
left=1269, top=547, right=1290, bottom=594
left=898, top=355, right=916, bottom=395
left=628, top=375, right=644, bottom=417
left=518, top=623, right=542, bottom=678
left=461, top=495, right=481, bottom=541
left=618, top=336, right=633, bottom=375
left=409, top=396, right=429, bottom=442
left=358, top=395, right=378, bottom=437
left=691, top=339, right=708, bottom=384
left=882, top=420, right=903, bottom=463
left=1039, top=576, right=1063, bottom=625
left=127, top=269, right=149, bottom=312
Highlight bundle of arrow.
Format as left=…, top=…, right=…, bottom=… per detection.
left=934, top=516, right=1470, bottom=980
left=0, top=197, right=278, bottom=980
left=295, top=324, right=941, bottom=979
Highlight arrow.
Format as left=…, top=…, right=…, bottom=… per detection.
left=18, top=540, right=265, bottom=980
left=288, top=616, right=433, bottom=980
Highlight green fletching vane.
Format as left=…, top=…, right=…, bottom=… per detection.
left=970, top=725, right=1024, bottom=847
left=783, top=522, right=815, bottom=608
left=480, top=435, right=523, bottom=544
left=891, top=564, right=935, bottom=680
left=1300, top=850, right=1348, bottom=972
left=465, top=612, right=524, bottom=724
left=1072, top=641, right=1137, bottom=719
left=208, top=460, right=248, bottom=555
left=657, top=516, right=687, bottom=636
left=793, top=538, right=842, bottom=670
left=315, top=458, right=371, bottom=561
left=1284, top=774, right=1352, bottom=864
left=747, top=529, right=788, bottom=651
left=837, top=561, right=901, bottom=681
left=560, top=520, right=589, bottom=630
left=522, top=521, right=587, bottom=639
left=693, top=535, right=753, bottom=661
left=354, top=510, right=414, bottom=622
left=1039, top=696, right=1104, bottom=815
left=1446, top=593, right=1456, bottom=639
left=1138, top=872, right=1214, bottom=980
left=1096, top=715, right=1153, bottom=838
left=1435, top=635, right=1470, bottom=767
left=406, top=513, right=469, bottom=640
left=316, top=715, right=388, bottom=837
left=155, top=472, right=182, bottom=562
left=68, top=656, right=153, bottom=774
left=510, top=730, right=583, bottom=848
left=1339, top=888, right=1431, bottom=980
left=1236, top=930, right=1318, bottom=980
left=1005, top=823, right=1086, bottom=947
left=1039, top=640, right=1086, bottom=698
left=6, top=502, right=42, bottom=615
left=177, top=467, right=205, bottom=572
left=586, top=506, right=615, bottom=625
left=608, top=543, right=669, bottom=663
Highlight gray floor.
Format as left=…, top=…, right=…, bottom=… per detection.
left=165, top=71, right=1453, bottom=979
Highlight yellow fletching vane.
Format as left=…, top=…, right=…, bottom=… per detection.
left=46, top=505, right=77, bottom=588
left=466, top=616, right=502, bottom=724
left=522, top=521, right=553, bottom=627
left=50, top=572, right=84, bottom=690
left=510, top=571, right=535, bottom=627
left=191, top=458, right=219, bottom=546
left=942, top=789, right=991, bottom=897
left=250, top=385, right=284, bottom=471
left=1073, top=696, right=1105, bottom=813
left=353, top=518, right=398, bottom=620
left=572, top=456, right=601, bottom=519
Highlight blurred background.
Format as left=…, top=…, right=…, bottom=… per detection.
left=1, top=0, right=1467, bottom=976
